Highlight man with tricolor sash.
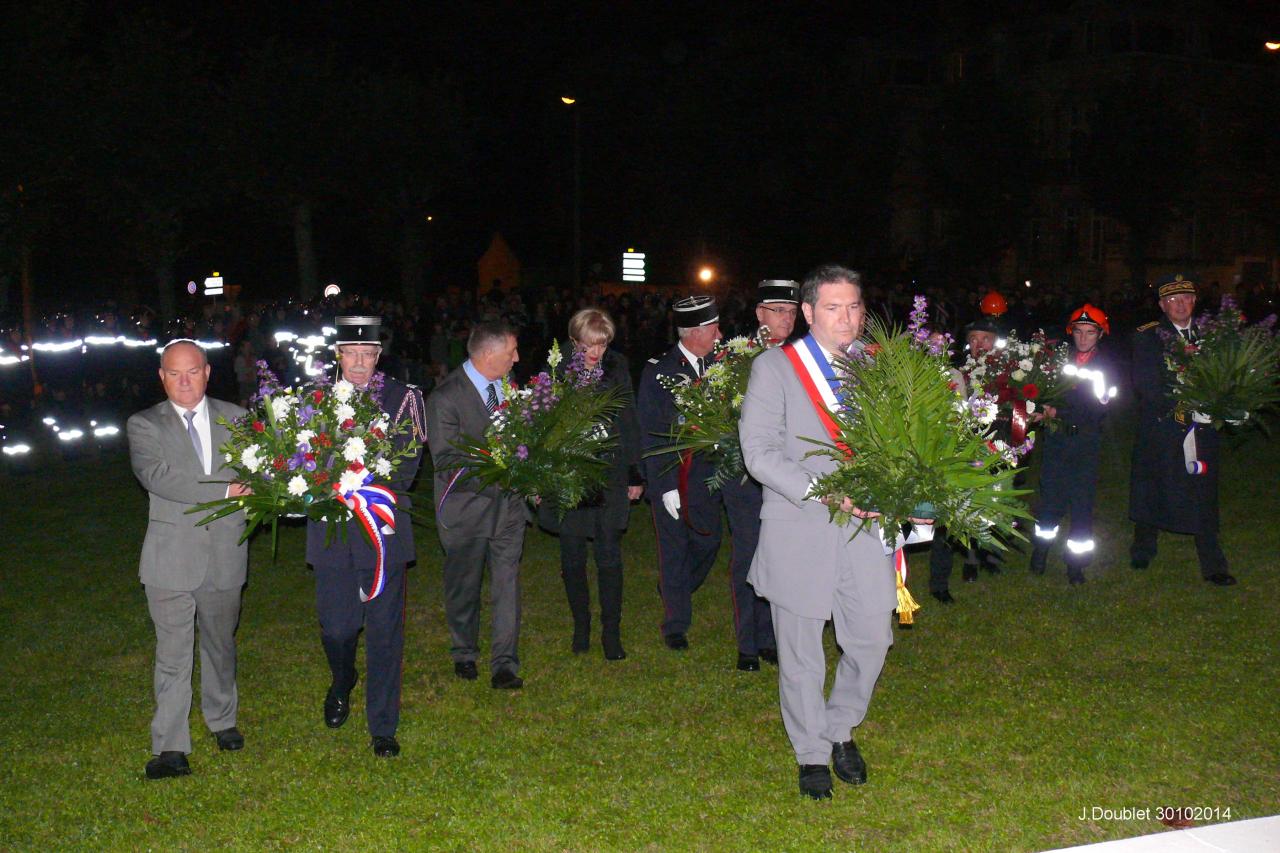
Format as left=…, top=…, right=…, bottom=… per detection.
left=306, top=315, right=428, bottom=758
left=1129, top=275, right=1235, bottom=586
left=739, top=264, right=902, bottom=800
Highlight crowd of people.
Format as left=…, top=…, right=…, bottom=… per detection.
left=120, top=264, right=1243, bottom=799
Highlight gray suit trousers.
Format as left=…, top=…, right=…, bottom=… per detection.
left=145, top=577, right=242, bottom=754
left=440, top=507, right=526, bottom=674
left=771, top=563, right=893, bottom=766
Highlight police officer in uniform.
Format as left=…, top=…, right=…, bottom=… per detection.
left=1029, top=304, right=1117, bottom=584
left=637, top=296, right=723, bottom=650
left=1129, top=275, right=1236, bottom=586
left=721, top=281, right=797, bottom=670
left=306, top=315, right=428, bottom=757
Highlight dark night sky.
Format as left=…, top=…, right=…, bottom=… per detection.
left=13, top=1, right=1280, bottom=304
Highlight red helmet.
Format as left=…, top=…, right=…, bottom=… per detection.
left=1066, top=303, right=1110, bottom=335
left=979, top=291, right=1008, bottom=316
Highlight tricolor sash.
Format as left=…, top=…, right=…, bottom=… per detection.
left=333, top=474, right=399, bottom=602
left=781, top=336, right=849, bottom=456
left=1182, top=425, right=1208, bottom=475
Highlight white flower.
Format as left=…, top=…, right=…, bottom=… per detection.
left=332, top=380, right=354, bottom=403
left=1030, top=343, right=1042, bottom=354
left=1025, top=400, right=1036, bottom=414
left=993, top=439, right=1008, bottom=453
left=547, top=339, right=563, bottom=369
left=240, top=446, right=263, bottom=473
left=373, top=419, right=389, bottom=433
left=374, top=458, right=392, bottom=478
left=1011, top=369, right=1027, bottom=382
left=1018, top=359, right=1033, bottom=372
left=334, top=403, right=356, bottom=422
left=287, top=475, right=308, bottom=497
left=224, top=452, right=233, bottom=463
left=338, top=468, right=366, bottom=495
left=271, top=397, right=293, bottom=422
left=343, top=436, right=366, bottom=462
left=297, top=429, right=315, bottom=445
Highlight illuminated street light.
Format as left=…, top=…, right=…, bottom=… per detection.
left=1266, top=42, right=1279, bottom=51
left=698, top=266, right=715, bottom=284
left=561, top=95, right=576, bottom=105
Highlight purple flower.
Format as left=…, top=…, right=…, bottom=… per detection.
left=296, top=404, right=317, bottom=425
left=516, top=444, right=529, bottom=461
left=303, top=459, right=317, bottom=472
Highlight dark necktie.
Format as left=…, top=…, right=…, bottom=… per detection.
left=184, top=409, right=204, bottom=470
left=485, top=382, right=499, bottom=413
left=1183, top=327, right=1197, bottom=343
left=696, top=356, right=705, bottom=376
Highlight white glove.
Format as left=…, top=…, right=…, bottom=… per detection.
left=1192, top=411, right=1213, bottom=424
left=661, top=489, right=681, bottom=520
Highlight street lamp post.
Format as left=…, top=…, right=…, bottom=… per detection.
left=562, top=96, right=581, bottom=288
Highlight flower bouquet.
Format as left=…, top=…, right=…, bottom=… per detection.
left=960, top=329, right=1070, bottom=448
left=1161, top=296, right=1280, bottom=430
left=449, top=341, right=626, bottom=515
left=648, top=327, right=770, bottom=490
left=804, top=310, right=1032, bottom=552
left=189, top=362, right=421, bottom=553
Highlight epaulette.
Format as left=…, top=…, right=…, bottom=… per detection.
left=1136, top=321, right=1158, bottom=332
left=647, top=357, right=659, bottom=365
left=404, top=382, right=420, bottom=391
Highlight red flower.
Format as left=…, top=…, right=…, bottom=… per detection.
left=313, top=471, right=330, bottom=484
left=312, top=390, right=324, bottom=403
left=996, top=386, right=1013, bottom=404
left=252, top=421, right=265, bottom=433
left=304, top=452, right=315, bottom=462
left=341, top=418, right=355, bottom=430
left=1022, top=383, right=1039, bottom=399
left=314, top=432, right=330, bottom=446
left=272, top=456, right=286, bottom=471
left=347, top=461, right=364, bottom=473
left=865, top=343, right=883, bottom=357
left=370, top=427, right=385, bottom=439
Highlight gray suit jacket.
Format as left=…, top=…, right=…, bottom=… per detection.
left=739, top=346, right=895, bottom=619
left=127, top=397, right=249, bottom=592
left=426, top=366, right=527, bottom=542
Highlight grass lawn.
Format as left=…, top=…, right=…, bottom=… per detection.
left=1, top=413, right=1277, bottom=851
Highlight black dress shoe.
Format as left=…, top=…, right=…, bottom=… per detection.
left=454, top=661, right=478, bottom=680
left=758, top=647, right=778, bottom=665
left=213, top=727, right=244, bottom=751
left=324, top=672, right=358, bottom=729
left=371, top=735, right=400, bottom=757
left=931, top=589, right=955, bottom=604
left=571, top=620, right=590, bottom=654
left=491, top=668, right=524, bottom=689
left=831, top=740, right=867, bottom=785
left=962, top=563, right=978, bottom=583
left=798, top=764, right=833, bottom=799
left=1068, top=572, right=1086, bottom=585
left=663, top=632, right=689, bottom=651
left=736, top=654, right=760, bottom=672
left=1206, top=572, right=1237, bottom=586
left=145, top=751, right=191, bottom=780
left=1131, top=558, right=1150, bottom=570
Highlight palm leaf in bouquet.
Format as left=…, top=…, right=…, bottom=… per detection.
left=804, top=315, right=1032, bottom=551
left=1164, top=298, right=1280, bottom=431
left=450, top=342, right=627, bottom=515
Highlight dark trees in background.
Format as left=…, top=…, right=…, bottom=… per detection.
left=917, top=81, right=1038, bottom=288
left=1078, top=81, right=1197, bottom=292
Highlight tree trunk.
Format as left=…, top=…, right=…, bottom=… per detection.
left=294, top=199, right=318, bottom=301
left=400, top=216, right=426, bottom=304
left=155, top=251, right=176, bottom=323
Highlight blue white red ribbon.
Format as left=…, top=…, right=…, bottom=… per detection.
left=333, top=474, right=399, bottom=601
left=1182, top=425, right=1208, bottom=475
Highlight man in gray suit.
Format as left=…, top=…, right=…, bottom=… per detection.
left=740, top=264, right=923, bottom=800
left=427, top=319, right=529, bottom=689
left=127, top=340, right=251, bottom=779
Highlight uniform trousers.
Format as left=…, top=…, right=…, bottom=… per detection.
left=145, top=578, right=242, bottom=754
left=771, top=572, right=893, bottom=766
left=650, top=497, right=722, bottom=636
left=315, top=558, right=406, bottom=738
left=1131, top=522, right=1227, bottom=578
left=720, top=477, right=774, bottom=656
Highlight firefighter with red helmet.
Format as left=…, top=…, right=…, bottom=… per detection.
left=1028, top=304, right=1118, bottom=584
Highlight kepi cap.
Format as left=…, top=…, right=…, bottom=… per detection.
left=1156, top=274, right=1197, bottom=300
left=673, top=295, right=719, bottom=328
left=334, top=315, right=383, bottom=346
left=756, top=279, right=799, bottom=305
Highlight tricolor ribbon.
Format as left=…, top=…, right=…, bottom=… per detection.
left=1010, top=398, right=1029, bottom=447
left=333, top=474, right=399, bottom=602
left=676, top=449, right=711, bottom=534
left=782, top=336, right=851, bottom=457
left=1182, top=425, right=1208, bottom=475
left=894, top=546, right=921, bottom=626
